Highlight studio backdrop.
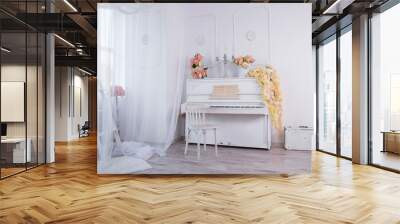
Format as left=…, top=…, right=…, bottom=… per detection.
left=97, top=3, right=313, bottom=174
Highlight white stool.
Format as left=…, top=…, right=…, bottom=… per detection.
left=185, top=104, right=218, bottom=159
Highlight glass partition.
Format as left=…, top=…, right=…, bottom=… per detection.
left=317, top=26, right=353, bottom=160
left=0, top=3, right=46, bottom=179
left=370, top=3, right=400, bottom=171
left=318, top=37, right=337, bottom=154
left=340, top=29, right=352, bottom=158
left=1, top=30, right=28, bottom=177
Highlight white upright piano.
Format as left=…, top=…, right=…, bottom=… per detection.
left=181, top=78, right=271, bottom=149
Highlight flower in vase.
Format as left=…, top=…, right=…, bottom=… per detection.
left=191, top=53, right=204, bottom=68
left=191, top=59, right=198, bottom=66
left=192, top=67, right=207, bottom=79
left=245, top=55, right=255, bottom=63
left=233, top=55, right=255, bottom=69
left=191, top=53, right=207, bottom=79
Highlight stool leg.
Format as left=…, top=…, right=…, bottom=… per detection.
left=214, top=128, right=218, bottom=157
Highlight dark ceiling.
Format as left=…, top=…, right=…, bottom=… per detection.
left=0, top=0, right=392, bottom=74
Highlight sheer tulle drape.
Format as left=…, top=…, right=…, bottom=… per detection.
left=98, top=4, right=185, bottom=173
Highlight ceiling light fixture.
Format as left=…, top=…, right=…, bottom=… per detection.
left=63, top=0, right=78, bottom=12
left=1, top=47, right=11, bottom=53
left=78, top=67, right=93, bottom=76
left=76, top=48, right=85, bottom=56
left=54, top=34, right=75, bottom=48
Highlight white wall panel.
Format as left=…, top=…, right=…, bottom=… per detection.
left=180, top=4, right=313, bottom=145
left=1, top=82, right=25, bottom=122
left=233, top=6, right=269, bottom=63
left=185, top=14, right=217, bottom=68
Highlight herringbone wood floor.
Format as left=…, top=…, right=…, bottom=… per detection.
left=1, top=135, right=400, bottom=224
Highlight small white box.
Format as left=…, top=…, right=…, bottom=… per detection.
left=284, top=126, right=314, bottom=150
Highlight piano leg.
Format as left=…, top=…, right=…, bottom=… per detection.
left=197, top=137, right=201, bottom=160
left=184, top=129, right=190, bottom=156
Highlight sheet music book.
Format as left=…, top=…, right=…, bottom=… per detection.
left=209, top=84, right=240, bottom=99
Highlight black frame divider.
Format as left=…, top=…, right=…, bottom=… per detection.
left=367, top=11, right=373, bottom=166
left=36, top=0, right=40, bottom=168
left=315, top=44, right=320, bottom=151
left=336, top=28, right=341, bottom=157
left=25, top=1, right=28, bottom=172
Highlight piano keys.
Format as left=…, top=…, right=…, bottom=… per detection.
left=181, top=78, right=272, bottom=149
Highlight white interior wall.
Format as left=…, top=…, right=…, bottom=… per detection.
left=1, top=65, right=26, bottom=139
left=1, top=65, right=38, bottom=138
left=72, top=73, right=89, bottom=137
left=55, top=67, right=89, bottom=141
left=55, top=67, right=69, bottom=141
left=269, top=4, right=313, bottom=144
left=1, top=64, right=46, bottom=164
left=177, top=3, right=313, bottom=146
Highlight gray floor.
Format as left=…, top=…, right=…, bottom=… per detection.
left=140, top=141, right=311, bottom=174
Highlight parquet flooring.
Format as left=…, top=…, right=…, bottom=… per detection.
left=0, top=167, right=26, bottom=178
left=1, top=135, right=400, bottom=223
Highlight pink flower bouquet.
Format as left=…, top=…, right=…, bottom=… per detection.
left=190, top=53, right=208, bottom=79
left=191, top=53, right=203, bottom=68
left=192, top=67, right=208, bottom=79
left=233, top=55, right=255, bottom=69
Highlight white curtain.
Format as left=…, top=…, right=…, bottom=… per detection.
left=97, top=4, right=185, bottom=173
